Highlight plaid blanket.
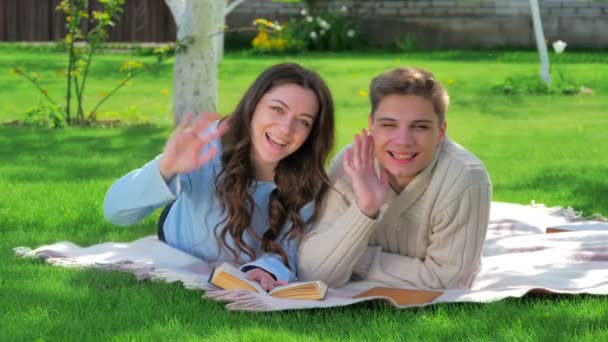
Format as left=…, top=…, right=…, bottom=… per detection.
left=14, top=202, right=608, bottom=311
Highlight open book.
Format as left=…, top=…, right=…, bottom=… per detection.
left=208, top=263, right=328, bottom=300
left=353, top=287, right=443, bottom=306
left=546, top=221, right=608, bottom=234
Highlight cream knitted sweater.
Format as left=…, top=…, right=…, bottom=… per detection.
left=297, top=138, right=492, bottom=289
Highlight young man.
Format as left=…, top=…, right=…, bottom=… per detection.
left=297, top=67, right=492, bottom=289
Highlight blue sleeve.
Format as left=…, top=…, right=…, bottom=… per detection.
left=240, top=201, right=315, bottom=283
left=103, top=155, right=191, bottom=226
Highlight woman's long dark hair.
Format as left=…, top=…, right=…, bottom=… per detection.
left=215, top=63, right=335, bottom=267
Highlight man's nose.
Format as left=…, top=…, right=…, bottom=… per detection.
left=394, top=128, right=414, bottom=145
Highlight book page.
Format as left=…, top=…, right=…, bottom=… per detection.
left=269, top=281, right=327, bottom=298
left=209, top=263, right=265, bottom=294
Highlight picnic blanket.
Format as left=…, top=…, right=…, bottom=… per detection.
left=14, top=202, right=608, bottom=312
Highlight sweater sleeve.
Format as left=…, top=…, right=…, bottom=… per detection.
left=103, top=155, right=190, bottom=226
left=354, top=183, right=492, bottom=289
left=297, top=148, right=381, bottom=287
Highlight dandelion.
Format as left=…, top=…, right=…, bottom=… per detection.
left=358, top=90, right=368, bottom=97
left=447, top=79, right=456, bottom=86
left=347, top=30, right=356, bottom=38
left=300, top=9, right=308, bottom=16
left=552, top=40, right=567, bottom=54
left=310, top=31, right=318, bottom=40
left=160, top=89, right=169, bottom=96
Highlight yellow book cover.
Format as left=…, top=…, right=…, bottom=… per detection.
left=353, top=287, right=443, bottom=306
left=208, top=263, right=328, bottom=300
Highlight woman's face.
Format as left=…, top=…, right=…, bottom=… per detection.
left=249, top=83, right=319, bottom=176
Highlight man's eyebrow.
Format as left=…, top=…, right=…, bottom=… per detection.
left=411, top=119, right=434, bottom=124
left=375, top=117, right=398, bottom=122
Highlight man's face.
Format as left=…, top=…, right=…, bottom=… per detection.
left=370, top=94, right=446, bottom=191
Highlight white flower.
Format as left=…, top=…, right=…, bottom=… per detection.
left=553, top=40, right=567, bottom=54
left=319, top=20, right=331, bottom=30
left=273, top=21, right=282, bottom=31
left=306, top=16, right=313, bottom=23
left=340, top=5, right=348, bottom=14
left=347, top=29, right=356, bottom=38
left=300, top=9, right=308, bottom=16
left=310, top=31, right=318, bottom=40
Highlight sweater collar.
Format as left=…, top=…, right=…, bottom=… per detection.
left=386, top=137, right=447, bottom=214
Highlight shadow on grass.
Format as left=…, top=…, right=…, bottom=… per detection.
left=495, top=168, right=608, bottom=217
left=0, top=126, right=169, bottom=182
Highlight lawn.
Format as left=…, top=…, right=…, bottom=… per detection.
left=1, top=44, right=608, bottom=340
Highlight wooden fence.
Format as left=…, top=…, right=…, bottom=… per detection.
left=0, top=0, right=176, bottom=42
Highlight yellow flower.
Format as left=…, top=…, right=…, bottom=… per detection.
left=160, top=89, right=169, bottom=96
left=252, top=30, right=269, bottom=49
left=446, top=79, right=456, bottom=85
left=358, top=90, right=368, bottom=97
left=119, top=60, right=144, bottom=72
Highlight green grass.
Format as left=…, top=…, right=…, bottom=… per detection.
left=1, top=44, right=608, bottom=340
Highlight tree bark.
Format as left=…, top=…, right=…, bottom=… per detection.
left=165, top=0, right=224, bottom=125
left=529, top=0, right=551, bottom=85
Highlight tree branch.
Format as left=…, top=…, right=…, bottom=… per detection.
left=225, top=0, right=247, bottom=15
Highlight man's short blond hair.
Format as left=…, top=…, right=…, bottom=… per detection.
left=370, top=67, right=450, bottom=124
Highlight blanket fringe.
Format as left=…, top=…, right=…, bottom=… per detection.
left=530, top=200, right=606, bottom=222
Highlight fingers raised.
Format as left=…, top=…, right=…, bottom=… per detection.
left=352, top=133, right=362, bottom=170
left=193, top=112, right=220, bottom=134
left=178, top=112, right=194, bottom=130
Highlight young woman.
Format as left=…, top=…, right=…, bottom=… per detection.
left=103, top=63, right=335, bottom=291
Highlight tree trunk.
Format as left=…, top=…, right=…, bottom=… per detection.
left=529, top=0, right=551, bottom=85
left=165, top=0, right=225, bottom=125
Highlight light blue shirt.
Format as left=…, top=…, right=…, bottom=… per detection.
left=103, top=124, right=314, bottom=282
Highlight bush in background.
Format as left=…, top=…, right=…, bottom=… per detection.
left=250, top=5, right=364, bottom=53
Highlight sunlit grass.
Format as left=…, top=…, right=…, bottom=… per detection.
left=1, top=45, right=607, bottom=340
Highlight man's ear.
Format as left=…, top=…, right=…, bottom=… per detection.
left=439, top=120, right=447, bottom=143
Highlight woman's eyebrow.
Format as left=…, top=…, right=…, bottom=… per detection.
left=270, top=99, right=289, bottom=109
